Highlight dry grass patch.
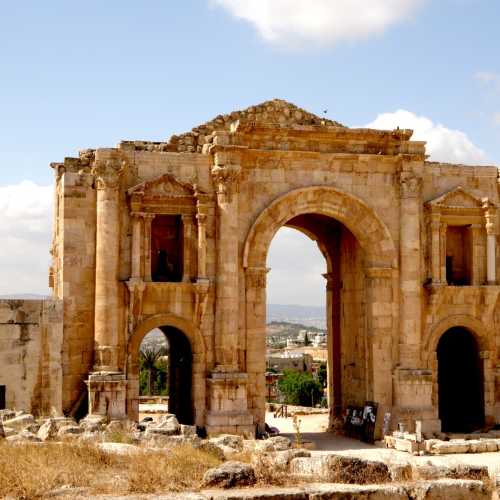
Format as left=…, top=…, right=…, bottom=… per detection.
left=0, top=441, right=222, bottom=499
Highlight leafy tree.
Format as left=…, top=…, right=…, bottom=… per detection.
left=139, top=346, right=165, bottom=395
left=317, top=363, right=327, bottom=388
left=278, top=370, right=323, bottom=407
left=303, top=332, right=311, bottom=346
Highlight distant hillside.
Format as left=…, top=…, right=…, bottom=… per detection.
left=267, top=304, right=326, bottom=329
left=0, top=294, right=49, bottom=300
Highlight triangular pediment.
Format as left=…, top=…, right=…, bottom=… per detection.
left=166, top=99, right=346, bottom=153
left=128, top=174, right=196, bottom=198
left=426, top=186, right=484, bottom=209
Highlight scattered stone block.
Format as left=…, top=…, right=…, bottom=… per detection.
left=37, top=419, right=58, bottom=441
left=4, top=414, right=35, bottom=431
left=202, top=461, right=256, bottom=489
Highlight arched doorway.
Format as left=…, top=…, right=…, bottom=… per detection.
left=265, top=214, right=367, bottom=421
left=437, top=327, right=484, bottom=432
left=243, top=186, right=398, bottom=429
left=137, top=325, right=194, bottom=425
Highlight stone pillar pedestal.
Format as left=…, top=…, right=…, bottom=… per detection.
left=86, top=372, right=127, bottom=420
left=205, top=372, right=254, bottom=436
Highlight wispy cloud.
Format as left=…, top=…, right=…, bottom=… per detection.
left=212, top=0, right=427, bottom=48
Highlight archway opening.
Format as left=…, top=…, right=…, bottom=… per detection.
left=138, top=326, right=193, bottom=425
left=437, top=327, right=484, bottom=432
left=265, top=213, right=368, bottom=433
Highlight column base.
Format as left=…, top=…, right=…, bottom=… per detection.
left=206, top=371, right=254, bottom=437
left=86, top=372, right=127, bottom=420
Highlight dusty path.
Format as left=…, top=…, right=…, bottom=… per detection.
left=266, top=412, right=500, bottom=477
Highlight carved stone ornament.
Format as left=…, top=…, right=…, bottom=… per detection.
left=92, top=160, right=125, bottom=190
left=400, top=171, right=422, bottom=198
left=211, top=161, right=241, bottom=203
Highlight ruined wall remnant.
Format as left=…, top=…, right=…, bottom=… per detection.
left=0, top=299, right=63, bottom=415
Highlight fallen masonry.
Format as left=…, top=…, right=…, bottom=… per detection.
left=1, top=409, right=500, bottom=498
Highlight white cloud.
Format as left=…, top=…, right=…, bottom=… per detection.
left=267, top=227, right=326, bottom=306
left=494, top=113, right=500, bottom=126
left=0, top=181, right=53, bottom=295
left=364, top=110, right=488, bottom=164
left=213, top=0, right=426, bottom=47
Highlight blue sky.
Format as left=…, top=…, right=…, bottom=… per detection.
left=1, top=0, right=499, bottom=301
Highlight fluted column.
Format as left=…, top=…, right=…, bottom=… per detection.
left=196, top=213, right=208, bottom=280
left=399, top=171, right=423, bottom=367
left=92, top=160, right=123, bottom=372
left=440, top=222, right=448, bottom=284
left=469, top=224, right=483, bottom=286
left=182, top=214, right=194, bottom=283
left=130, top=212, right=143, bottom=280
left=430, top=212, right=442, bottom=284
left=143, top=214, right=155, bottom=282
left=484, top=202, right=497, bottom=285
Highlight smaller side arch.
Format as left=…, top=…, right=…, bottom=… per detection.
left=424, top=315, right=494, bottom=365
left=128, top=313, right=204, bottom=361
left=126, top=313, right=206, bottom=426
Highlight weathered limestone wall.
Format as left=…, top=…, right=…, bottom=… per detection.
left=55, top=164, right=97, bottom=413
left=0, top=299, right=63, bottom=415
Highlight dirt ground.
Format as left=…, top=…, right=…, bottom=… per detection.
left=266, top=412, right=500, bottom=479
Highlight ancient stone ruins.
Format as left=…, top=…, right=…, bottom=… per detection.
left=1, top=99, right=499, bottom=437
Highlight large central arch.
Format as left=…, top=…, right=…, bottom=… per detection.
left=242, top=186, right=398, bottom=430
left=243, top=186, right=397, bottom=270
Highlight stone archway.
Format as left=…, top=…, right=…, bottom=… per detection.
left=242, top=186, right=398, bottom=429
left=127, top=313, right=206, bottom=425
left=425, top=315, right=494, bottom=429
left=437, top=327, right=484, bottom=432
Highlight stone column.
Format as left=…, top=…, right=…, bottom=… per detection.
left=211, top=151, right=241, bottom=370
left=399, top=171, right=423, bottom=367
left=87, top=158, right=127, bottom=420
left=143, top=214, right=155, bottom=282
left=196, top=213, right=208, bottom=280
left=205, top=145, right=254, bottom=436
left=440, top=222, right=448, bottom=284
left=484, top=203, right=497, bottom=285
left=469, top=224, right=483, bottom=286
left=130, top=212, right=143, bottom=280
left=430, top=212, right=442, bottom=284
left=92, top=160, right=123, bottom=372
left=182, top=214, right=194, bottom=283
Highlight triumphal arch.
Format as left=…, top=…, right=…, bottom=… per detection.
left=44, top=99, right=500, bottom=435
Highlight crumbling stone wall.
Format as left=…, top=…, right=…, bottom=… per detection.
left=0, top=299, right=63, bottom=415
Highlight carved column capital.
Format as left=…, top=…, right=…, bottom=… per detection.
left=211, top=152, right=242, bottom=204
left=483, top=201, right=498, bottom=235
left=399, top=171, right=422, bottom=199
left=92, top=160, right=125, bottom=190
left=50, top=163, right=66, bottom=181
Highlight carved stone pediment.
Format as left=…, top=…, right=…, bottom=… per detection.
left=426, top=186, right=484, bottom=210
left=128, top=174, right=196, bottom=199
